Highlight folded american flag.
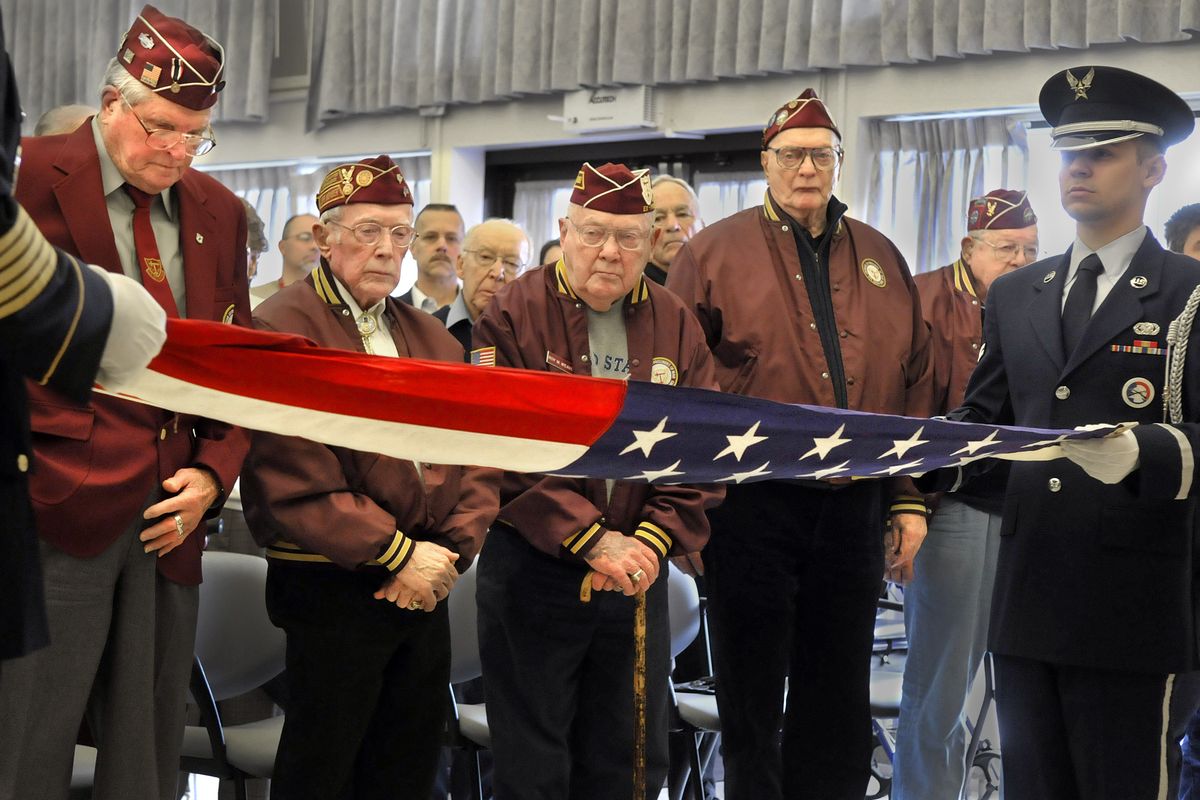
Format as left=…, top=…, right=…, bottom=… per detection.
left=101, top=319, right=1116, bottom=482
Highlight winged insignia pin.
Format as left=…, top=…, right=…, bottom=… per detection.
left=1066, top=67, right=1095, bottom=100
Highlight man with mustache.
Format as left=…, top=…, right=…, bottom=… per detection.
left=645, top=175, right=703, bottom=286
left=403, top=202, right=465, bottom=312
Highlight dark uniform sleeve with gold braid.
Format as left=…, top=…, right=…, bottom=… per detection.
left=0, top=6, right=113, bottom=659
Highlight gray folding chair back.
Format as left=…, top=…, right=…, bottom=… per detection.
left=447, top=560, right=481, bottom=685
left=667, top=563, right=701, bottom=659
left=194, top=551, right=286, bottom=700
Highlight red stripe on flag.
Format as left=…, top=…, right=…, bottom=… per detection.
left=145, top=319, right=625, bottom=446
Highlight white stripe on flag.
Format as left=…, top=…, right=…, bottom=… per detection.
left=103, top=368, right=587, bottom=473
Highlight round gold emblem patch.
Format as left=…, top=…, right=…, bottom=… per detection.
left=355, top=170, right=374, bottom=187
left=861, top=258, right=886, bottom=288
left=650, top=357, right=678, bottom=386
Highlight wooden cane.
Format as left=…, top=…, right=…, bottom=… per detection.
left=632, top=587, right=647, bottom=800
left=578, top=570, right=648, bottom=800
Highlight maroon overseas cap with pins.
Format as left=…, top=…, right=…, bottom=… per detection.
left=966, top=190, right=1038, bottom=231
left=117, top=5, right=225, bottom=111
left=316, top=155, right=413, bottom=214
left=570, top=162, right=653, bottom=215
left=762, top=88, right=841, bottom=148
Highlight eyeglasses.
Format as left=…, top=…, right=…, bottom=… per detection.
left=283, top=232, right=315, bottom=243
left=328, top=220, right=417, bottom=248
left=763, top=146, right=843, bottom=171
left=464, top=249, right=523, bottom=278
left=974, top=239, right=1040, bottom=262
left=566, top=218, right=649, bottom=251
left=121, top=94, right=216, bottom=157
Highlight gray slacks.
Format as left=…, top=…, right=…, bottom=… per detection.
left=0, top=511, right=198, bottom=800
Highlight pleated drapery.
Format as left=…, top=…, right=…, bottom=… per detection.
left=306, top=0, right=1200, bottom=128
left=1, top=0, right=276, bottom=126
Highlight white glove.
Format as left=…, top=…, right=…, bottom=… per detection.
left=1059, top=428, right=1140, bottom=484
left=88, top=264, right=167, bottom=389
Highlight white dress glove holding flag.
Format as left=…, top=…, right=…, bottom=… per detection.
left=1060, top=427, right=1140, bottom=484
left=88, top=264, right=167, bottom=390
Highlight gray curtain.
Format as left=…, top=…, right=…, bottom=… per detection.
left=863, top=115, right=1028, bottom=273
left=1, top=0, right=276, bottom=128
left=307, top=0, right=1200, bottom=128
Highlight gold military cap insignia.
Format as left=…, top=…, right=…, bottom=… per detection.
left=573, top=169, right=586, bottom=191
left=986, top=200, right=997, bottom=217
left=355, top=170, right=374, bottom=187
left=1066, top=67, right=1095, bottom=100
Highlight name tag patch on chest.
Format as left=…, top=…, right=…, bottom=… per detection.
left=545, top=350, right=573, bottom=374
left=1121, top=377, right=1155, bottom=409
left=1110, top=339, right=1164, bottom=356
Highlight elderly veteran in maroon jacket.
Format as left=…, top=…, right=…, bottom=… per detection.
left=893, top=190, right=1039, bottom=800
left=472, top=161, right=724, bottom=799
left=0, top=8, right=251, bottom=800
left=667, top=89, right=934, bottom=800
left=240, top=157, right=497, bottom=800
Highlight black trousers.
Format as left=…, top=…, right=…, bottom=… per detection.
left=703, top=480, right=886, bottom=800
left=265, top=562, right=450, bottom=800
left=478, top=527, right=670, bottom=800
left=994, top=653, right=1200, bottom=800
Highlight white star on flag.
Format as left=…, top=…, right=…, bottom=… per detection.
left=872, top=459, right=924, bottom=476
left=879, top=425, right=929, bottom=460
left=800, top=423, right=851, bottom=461
left=619, top=416, right=677, bottom=458
left=805, top=460, right=851, bottom=480
left=625, top=459, right=685, bottom=483
left=952, top=429, right=1002, bottom=457
left=713, top=420, right=768, bottom=462
left=722, top=461, right=773, bottom=484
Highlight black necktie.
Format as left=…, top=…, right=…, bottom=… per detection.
left=1062, top=253, right=1103, bottom=357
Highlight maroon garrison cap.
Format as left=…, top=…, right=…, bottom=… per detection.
left=316, top=156, right=413, bottom=214
left=967, top=190, right=1037, bottom=231
left=762, top=88, right=841, bottom=148
left=117, top=5, right=226, bottom=111
left=570, top=162, right=653, bottom=215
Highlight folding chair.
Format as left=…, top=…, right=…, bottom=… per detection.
left=178, top=551, right=287, bottom=800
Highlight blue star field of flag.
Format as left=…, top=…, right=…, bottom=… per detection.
left=558, top=380, right=1120, bottom=484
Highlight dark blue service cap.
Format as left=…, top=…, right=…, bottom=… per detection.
left=1039, top=65, right=1194, bottom=151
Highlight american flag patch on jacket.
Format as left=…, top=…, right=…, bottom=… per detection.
left=471, top=346, right=496, bottom=367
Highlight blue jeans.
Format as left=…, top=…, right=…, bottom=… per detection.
left=893, top=498, right=1002, bottom=800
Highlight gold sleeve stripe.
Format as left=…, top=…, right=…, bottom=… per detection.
left=36, top=256, right=87, bottom=386
left=0, top=209, right=58, bottom=319
left=383, top=536, right=414, bottom=572
left=890, top=498, right=928, bottom=515
left=634, top=522, right=672, bottom=558
left=562, top=522, right=603, bottom=555
left=379, top=530, right=411, bottom=567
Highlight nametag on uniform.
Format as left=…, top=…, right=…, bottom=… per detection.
left=545, top=350, right=573, bottom=374
left=1110, top=339, right=1165, bottom=356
